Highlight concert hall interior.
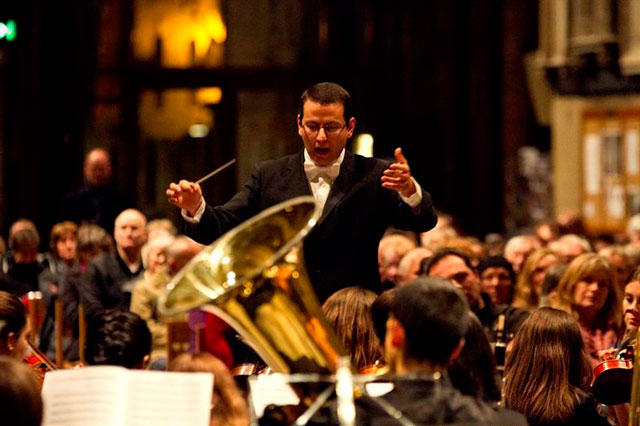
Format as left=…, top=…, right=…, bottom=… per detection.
left=1, top=1, right=640, bottom=425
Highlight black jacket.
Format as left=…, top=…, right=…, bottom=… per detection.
left=185, top=150, right=437, bottom=302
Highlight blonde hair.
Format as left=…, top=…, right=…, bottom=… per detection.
left=550, top=253, right=621, bottom=330
left=512, top=248, right=557, bottom=310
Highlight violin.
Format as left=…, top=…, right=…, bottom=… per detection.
left=23, top=340, right=57, bottom=388
left=591, top=346, right=633, bottom=405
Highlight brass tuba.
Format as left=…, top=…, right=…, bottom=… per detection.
left=159, top=196, right=347, bottom=374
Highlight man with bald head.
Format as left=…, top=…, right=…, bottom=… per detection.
left=80, top=209, right=147, bottom=318
left=60, top=148, right=130, bottom=233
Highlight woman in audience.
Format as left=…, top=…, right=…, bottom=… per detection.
left=321, top=286, right=383, bottom=372
left=550, top=253, right=621, bottom=367
left=0, top=356, right=42, bottom=426
left=448, top=312, right=501, bottom=404
left=504, top=307, right=608, bottom=426
left=512, top=248, right=559, bottom=310
left=0, top=290, right=29, bottom=359
left=169, top=352, right=249, bottom=426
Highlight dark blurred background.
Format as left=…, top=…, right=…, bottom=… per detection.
left=0, top=0, right=559, bottom=242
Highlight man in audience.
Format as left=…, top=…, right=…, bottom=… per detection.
left=397, top=246, right=432, bottom=284
left=549, top=233, right=591, bottom=263
left=424, top=248, right=528, bottom=342
left=378, top=234, right=417, bottom=288
left=503, top=234, right=540, bottom=274
left=60, top=148, right=129, bottom=234
left=354, top=278, right=527, bottom=424
left=85, top=310, right=152, bottom=369
left=80, top=209, right=147, bottom=318
left=131, top=235, right=203, bottom=369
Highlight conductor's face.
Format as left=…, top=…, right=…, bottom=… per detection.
left=297, top=100, right=355, bottom=167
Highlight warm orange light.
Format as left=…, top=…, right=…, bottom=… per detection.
left=196, top=87, right=223, bottom=105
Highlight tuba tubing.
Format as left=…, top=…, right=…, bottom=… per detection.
left=159, top=196, right=348, bottom=375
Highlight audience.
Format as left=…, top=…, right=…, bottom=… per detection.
left=504, top=307, right=608, bottom=426
left=549, top=233, right=591, bottom=263
left=511, top=248, right=559, bottom=310
left=550, top=253, right=621, bottom=367
left=476, top=255, right=515, bottom=305
left=377, top=234, right=416, bottom=287
left=424, top=248, right=528, bottom=342
left=396, top=246, right=432, bottom=284
left=503, top=234, right=540, bottom=274
left=80, top=208, right=147, bottom=318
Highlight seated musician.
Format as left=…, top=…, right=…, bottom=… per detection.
left=0, top=357, right=42, bottom=426
left=0, top=291, right=29, bottom=359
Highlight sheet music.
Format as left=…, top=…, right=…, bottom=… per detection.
left=41, top=366, right=213, bottom=426
left=249, top=374, right=301, bottom=417
left=42, top=367, right=128, bottom=426
left=125, top=370, right=213, bottom=426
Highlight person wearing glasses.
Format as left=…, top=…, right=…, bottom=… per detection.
left=166, top=82, right=437, bottom=302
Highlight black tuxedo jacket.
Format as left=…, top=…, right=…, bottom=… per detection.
left=185, top=150, right=437, bottom=301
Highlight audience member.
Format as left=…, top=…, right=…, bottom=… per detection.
left=80, top=208, right=147, bottom=318
left=476, top=255, right=515, bottom=305
left=321, top=286, right=383, bottom=371
left=85, top=310, right=151, bottom=369
left=424, top=249, right=528, bottom=342
left=447, top=311, right=501, bottom=404
left=503, top=234, right=540, bottom=274
left=504, top=307, right=608, bottom=426
left=626, top=213, right=640, bottom=249
left=539, top=263, right=566, bottom=307
left=483, top=233, right=505, bottom=257
left=146, top=218, right=178, bottom=243
left=377, top=234, right=416, bottom=288
left=354, top=277, right=526, bottom=425
left=550, top=253, right=621, bottom=367
left=535, top=221, right=559, bottom=246
left=38, top=221, right=78, bottom=296
left=131, top=235, right=203, bottom=368
left=396, top=247, right=432, bottom=284
left=169, top=353, right=250, bottom=426
left=512, top=248, right=559, bottom=310
left=549, top=234, right=591, bottom=263
left=0, top=357, right=43, bottom=426
left=0, top=223, right=46, bottom=295
left=599, top=245, right=633, bottom=290
left=60, top=148, right=129, bottom=234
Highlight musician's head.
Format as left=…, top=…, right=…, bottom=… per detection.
left=0, top=291, right=28, bottom=359
left=169, top=353, right=249, bottom=426
left=85, top=310, right=151, bottom=369
left=623, top=266, right=640, bottom=331
left=0, top=357, right=42, bottom=426
left=297, top=82, right=355, bottom=167
left=385, top=277, right=469, bottom=373
left=503, top=307, right=591, bottom=424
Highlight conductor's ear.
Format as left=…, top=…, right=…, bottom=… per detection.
left=297, top=115, right=304, bottom=136
left=346, top=117, right=356, bottom=138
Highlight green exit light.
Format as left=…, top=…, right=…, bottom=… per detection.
left=0, top=20, right=16, bottom=42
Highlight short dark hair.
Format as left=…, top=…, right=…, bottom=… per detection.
left=299, top=82, right=352, bottom=123
left=85, top=310, right=151, bottom=368
left=0, top=357, right=42, bottom=426
left=391, top=277, right=469, bottom=365
left=370, top=289, right=395, bottom=345
left=422, top=248, right=474, bottom=276
left=476, top=255, right=515, bottom=284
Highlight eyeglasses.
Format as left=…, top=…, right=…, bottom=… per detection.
left=302, top=122, right=346, bottom=136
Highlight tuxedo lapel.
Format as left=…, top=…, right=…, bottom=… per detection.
left=283, top=151, right=312, bottom=199
left=319, top=151, right=358, bottom=223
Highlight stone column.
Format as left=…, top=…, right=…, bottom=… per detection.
left=620, top=0, right=640, bottom=74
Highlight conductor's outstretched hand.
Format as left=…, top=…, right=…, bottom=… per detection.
left=381, top=148, right=417, bottom=197
left=166, top=180, right=203, bottom=216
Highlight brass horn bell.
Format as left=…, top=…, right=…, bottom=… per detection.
left=159, top=196, right=347, bottom=374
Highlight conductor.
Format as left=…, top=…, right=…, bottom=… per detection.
left=166, top=82, right=437, bottom=301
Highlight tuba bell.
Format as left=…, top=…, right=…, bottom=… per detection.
left=159, top=196, right=348, bottom=374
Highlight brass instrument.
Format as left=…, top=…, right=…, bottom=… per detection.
left=159, top=196, right=348, bottom=375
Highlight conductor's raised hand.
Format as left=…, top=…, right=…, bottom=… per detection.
left=381, top=147, right=417, bottom=197
left=166, top=180, right=203, bottom=216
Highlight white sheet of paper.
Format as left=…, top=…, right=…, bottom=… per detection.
left=249, top=374, right=301, bottom=417
left=41, top=366, right=213, bottom=426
